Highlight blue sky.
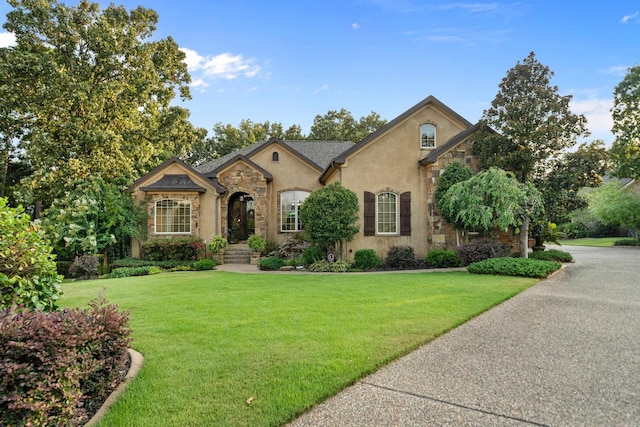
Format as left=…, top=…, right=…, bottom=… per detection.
left=1, top=1, right=638, bottom=145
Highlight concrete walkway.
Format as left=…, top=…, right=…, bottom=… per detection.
left=287, top=245, right=640, bottom=426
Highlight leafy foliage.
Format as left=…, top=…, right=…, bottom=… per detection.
left=259, top=257, right=285, bottom=271
left=308, top=109, right=387, bottom=142
left=611, top=65, right=640, bottom=179
left=308, top=259, right=351, bottom=272
left=110, top=266, right=162, bottom=278
left=424, top=250, right=461, bottom=268
left=456, top=238, right=511, bottom=266
left=68, top=254, right=100, bottom=280
left=585, top=180, right=640, bottom=241
left=475, top=52, right=589, bottom=184
left=141, top=237, right=206, bottom=261
left=301, top=245, right=327, bottom=266
left=613, top=238, right=640, bottom=246
left=299, top=182, right=359, bottom=256
left=435, top=162, right=475, bottom=227
left=42, top=177, right=146, bottom=259
left=529, top=249, right=573, bottom=263
left=3, top=0, right=202, bottom=206
left=247, top=234, right=266, bottom=252
left=439, top=168, right=542, bottom=235
left=193, top=259, right=216, bottom=271
left=110, top=258, right=194, bottom=270
left=468, top=257, right=561, bottom=278
left=0, top=198, right=61, bottom=311
left=383, top=246, right=421, bottom=270
left=208, top=234, right=229, bottom=253
left=0, top=295, right=131, bottom=426
left=353, top=249, right=382, bottom=270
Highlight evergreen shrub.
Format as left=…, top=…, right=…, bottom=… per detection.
left=529, top=249, right=573, bottom=262
left=468, top=257, right=560, bottom=278
left=259, top=257, right=285, bottom=271
left=353, top=249, right=381, bottom=270
left=424, top=250, right=461, bottom=268
left=141, top=237, right=205, bottom=261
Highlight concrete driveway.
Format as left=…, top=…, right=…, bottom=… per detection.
left=288, top=245, right=640, bottom=426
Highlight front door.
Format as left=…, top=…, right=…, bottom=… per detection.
left=228, top=193, right=255, bottom=241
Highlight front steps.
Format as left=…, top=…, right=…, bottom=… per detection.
left=223, top=243, right=251, bottom=264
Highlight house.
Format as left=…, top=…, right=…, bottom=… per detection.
left=129, top=95, right=516, bottom=262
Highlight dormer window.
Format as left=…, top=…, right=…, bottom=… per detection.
left=420, top=124, right=436, bottom=148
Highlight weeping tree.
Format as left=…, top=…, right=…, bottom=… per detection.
left=438, top=168, right=543, bottom=258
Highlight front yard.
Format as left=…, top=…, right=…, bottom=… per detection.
left=60, top=270, right=536, bottom=426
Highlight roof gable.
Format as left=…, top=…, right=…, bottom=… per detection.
left=140, top=174, right=206, bottom=192
left=128, top=157, right=225, bottom=194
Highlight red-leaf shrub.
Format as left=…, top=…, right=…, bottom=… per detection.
left=141, top=237, right=205, bottom=261
left=456, top=238, right=511, bottom=266
left=0, top=295, right=132, bottom=426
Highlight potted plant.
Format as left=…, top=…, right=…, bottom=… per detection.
left=209, top=234, right=229, bottom=264
left=247, top=234, right=266, bottom=264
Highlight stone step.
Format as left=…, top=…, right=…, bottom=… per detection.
left=224, top=244, right=251, bottom=264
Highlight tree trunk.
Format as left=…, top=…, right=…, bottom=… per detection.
left=520, top=214, right=530, bottom=258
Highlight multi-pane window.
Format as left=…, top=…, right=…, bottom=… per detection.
left=280, top=191, right=309, bottom=232
left=155, top=199, right=191, bottom=234
left=420, top=124, right=436, bottom=148
left=377, top=192, right=398, bottom=234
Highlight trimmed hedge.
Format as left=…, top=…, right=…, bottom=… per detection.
left=140, top=237, right=205, bottom=261
left=614, top=238, right=640, bottom=246
left=193, top=259, right=216, bottom=271
left=259, top=257, right=285, bottom=271
left=353, top=249, right=381, bottom=270
left=529, top=249, right=573, bottom=263
left=424, top=250, right=460, bottom=268
left=110, top=266, right=162, bottom=278
left=110, top=258, right=194, bottom=270
left=0, top=296, right=131, bottom=426
left=468, top=257, right=561, bottom=278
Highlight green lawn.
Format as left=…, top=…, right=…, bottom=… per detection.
left=60, top=271, right=536, bottom=426
left=559, top=237, right=620, bottom=247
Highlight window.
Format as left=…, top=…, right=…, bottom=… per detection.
left=155, top=199, right=191, bottom=234
left=377, top=192, right=398, bottom=234
left=280, top=191, right=309, bottom=232
left=364, top=191, right=411, bottom=236
left=420, top=124, right=436, bottom=148
left=272, top=152, right=279, bottom=161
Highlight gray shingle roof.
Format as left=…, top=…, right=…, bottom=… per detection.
left=194, top=139, right=355, bottom=175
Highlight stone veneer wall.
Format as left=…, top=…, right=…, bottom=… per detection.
left=217, top=162, right=268, bottom=238
left=146, top=193, right=201, bottom=239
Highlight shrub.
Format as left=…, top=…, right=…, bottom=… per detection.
left=141, top=237, right=205, bottom=261
left=208, top=234, right=228, bottom=253
left=193, top=259, right=216, bottom=271
left=301, top=245, right=327, bottom=266
left=0, top=295, right=131, bottom=427
left=262, top=239, right=279, bottom=256
left=456, top=238, right=510, bottom=266
left=0, top=198, right=62, bottom=311
left=560, top=222, right=587, bottom=239
left=56, top=260, right=73, bottom=277
left=383, top=246, right=420, bottom=269
left=468, top=257, right=561, bottom=278
left=110, top=266, right=161, bottom=278
left=247, top=234, right=266, bottom=252
left=110, top=258, right=194, bottom=270
left=614, top=238, right=640, bottom=246
left=353, top=249, right=381, bottom=270
left=529, top=249, right=573, bottom=262
left=259, top=257, right=285, bottom=271
left=330, top=260, right=351, bottom=272
left=308, top=260, right=331, bottom=272
left=68, top=254, right=100, bottom=279
left=425, top=250, right=461, bottom=268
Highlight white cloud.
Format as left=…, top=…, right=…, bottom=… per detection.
left=601, top=65, right=630, bottom=76
left=0, top=32, right=16, bottom=48
left=180, top=47, right=205, bottom=71
left=571, top=98, right=613, bottom=135
left=621, top=11, right=639, bottom=23
left=352, top=22, right=361, bottom=30
left=436, top=3, right=500, bottom=13
left=179, top=47, right=262, bottom=90
left=313, top=84, right=330, bottom=94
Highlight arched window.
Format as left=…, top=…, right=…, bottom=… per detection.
left=272, top=152, right=279, bottom=162
left=280, top=190, right=310, bottom=232
left=420, top=124, right=436, bottom=148
left=377, top=192, right=398, bottom=234
left=155, top=199, right=191, bottom=234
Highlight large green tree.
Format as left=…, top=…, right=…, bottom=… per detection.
left=474, top=52, right=589, bottom=248
left=299, top=182, right=360, bottom=259
left=610, top=64, right=640, bottom=179
left=439, top=168, right=542, bottom=258
left=307, top=109, right=387, bottom=142
left=2, top=0, right=203, bottom=206
left=475, top=52, right=589, bottom=183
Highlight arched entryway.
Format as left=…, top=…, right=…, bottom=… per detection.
left=227, top=192, right=255, bottom=241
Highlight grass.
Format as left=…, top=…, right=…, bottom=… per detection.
left=59, top=271, right=536, bottom=427
left=559, top=237, right=621, bottom=247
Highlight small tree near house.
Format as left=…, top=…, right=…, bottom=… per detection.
left=299, top=182, right=359, bottom=259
